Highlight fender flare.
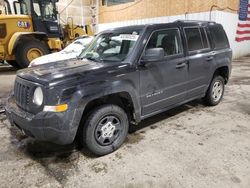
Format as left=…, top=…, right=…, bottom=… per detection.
left=68, top=80, right=142, bottom=125
left=8, top=32, right=48, bottom=55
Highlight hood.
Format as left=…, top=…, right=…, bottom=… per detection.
left=17, top=59, right=125, bottom=87
left=29, top=51, right=78, bottom=67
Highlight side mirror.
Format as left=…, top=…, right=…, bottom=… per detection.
left=141, top=48, right=164, bottom=65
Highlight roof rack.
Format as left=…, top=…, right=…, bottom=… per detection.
left=174, top=20, right=216, bottom=24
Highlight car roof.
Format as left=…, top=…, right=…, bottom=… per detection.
left=102, top=20, right=217, bottom=33
left=103, top=25, right=147, bottom=33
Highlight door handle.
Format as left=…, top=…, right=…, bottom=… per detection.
left=176, top=62, right=186, bottom=69
left=206, top=56, right=214, bottom=61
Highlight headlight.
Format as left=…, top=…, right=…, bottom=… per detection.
left=33, top=87, right=43, bottom=106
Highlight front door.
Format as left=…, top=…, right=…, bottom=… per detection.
left=139, top=28, right=188, bottom=116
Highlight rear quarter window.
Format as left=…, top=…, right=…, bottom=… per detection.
left=209, top=25, right=229, bottom=49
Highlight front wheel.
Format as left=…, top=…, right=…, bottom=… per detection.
left=82, top=104, right=129, bottom=156
left=203, top=75, right=225, bottom=106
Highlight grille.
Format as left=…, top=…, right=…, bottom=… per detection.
left=14, top=79, right=31, bottom=111
left=0, top=24, right=6, bottom=38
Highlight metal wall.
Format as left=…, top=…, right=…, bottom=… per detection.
left=98, top=11, right=250, bottom=59
left=99, top=0, right=238, bottom=24
left=57, top=0, right=93, bottom=26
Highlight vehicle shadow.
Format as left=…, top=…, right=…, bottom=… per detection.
left=8, top=124, right=96, bottom=159
left=129, top=99, right=205, bottom=133
left=6, top=99, right=206, bottom=185
left=8, top=99, right=205, bottom=160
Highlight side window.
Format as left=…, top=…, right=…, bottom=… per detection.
left=185, top=28, right=203, bottom=52
left=33, top=3, right=41, bottom=17
left=185, top=27, right=211, bottom=52
left=209, top=25, right=229, bottom=49
left=146, top=29, right=183, bottom=56
left=16, top=1, right=30, bottom=15
left=14, top=2, right=21, bottom=14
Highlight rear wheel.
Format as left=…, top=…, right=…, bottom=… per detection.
left=203, top=75, right=225, bottom=106
left=15, top=40, right=50, bottom=68
left=6, top=60, right=21, bottom=69
left=82, top=104, right=129, bottom=156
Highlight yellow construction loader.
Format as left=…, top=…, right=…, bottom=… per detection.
left=0, top=0, right=93, bottom=68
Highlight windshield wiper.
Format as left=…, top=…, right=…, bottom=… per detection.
left=84, top=57, right=101, bottom=63
left=101, top=59, right=120, bottom=62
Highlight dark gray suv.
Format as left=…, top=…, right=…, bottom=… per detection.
left=6, top=20, right=232, bottom=156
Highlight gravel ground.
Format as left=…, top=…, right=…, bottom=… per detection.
left=0, top=57, right=250, bottom=188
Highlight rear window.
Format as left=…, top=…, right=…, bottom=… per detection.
left=209, top=25, right=229, bottom=49
left=184, top=27, right=210, bottom=52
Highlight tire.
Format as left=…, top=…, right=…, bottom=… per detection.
left=82, top=104, right=129, bottom=156
left=6, top=60, right=21, bottom=69
left=15, top=40, right=50, bottom=68
left=203, top=75, right=225, bottom=106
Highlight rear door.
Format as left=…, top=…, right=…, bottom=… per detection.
left=184, top=27, right=214, bottom=99
left=208, top=24, right=232, bottom=74
left=139, top=28, right=188, bottom=116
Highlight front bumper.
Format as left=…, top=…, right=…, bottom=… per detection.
left=5, top=96, right=81, bottom=145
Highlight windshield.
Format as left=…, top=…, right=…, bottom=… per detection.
left=15, top=0, right=57, bottom=20
left=79, top=30, right=140, bottom=63
left=63, top=37, right=93, bottom=54
left=35, top=0, right=57, bottom=20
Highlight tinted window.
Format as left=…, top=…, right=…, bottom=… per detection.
left=146, top=29, right=183, bottom=56
left=209, top=25, right=229, bottom=49
left=185, top=28, right=203, bottom=51
left=200, top=28, right=209, bottom=49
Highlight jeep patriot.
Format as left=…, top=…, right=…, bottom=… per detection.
left=6, top=20, right=232, bottom=155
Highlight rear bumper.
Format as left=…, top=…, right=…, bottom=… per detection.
left=5, top=96, right=80, bottom=145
